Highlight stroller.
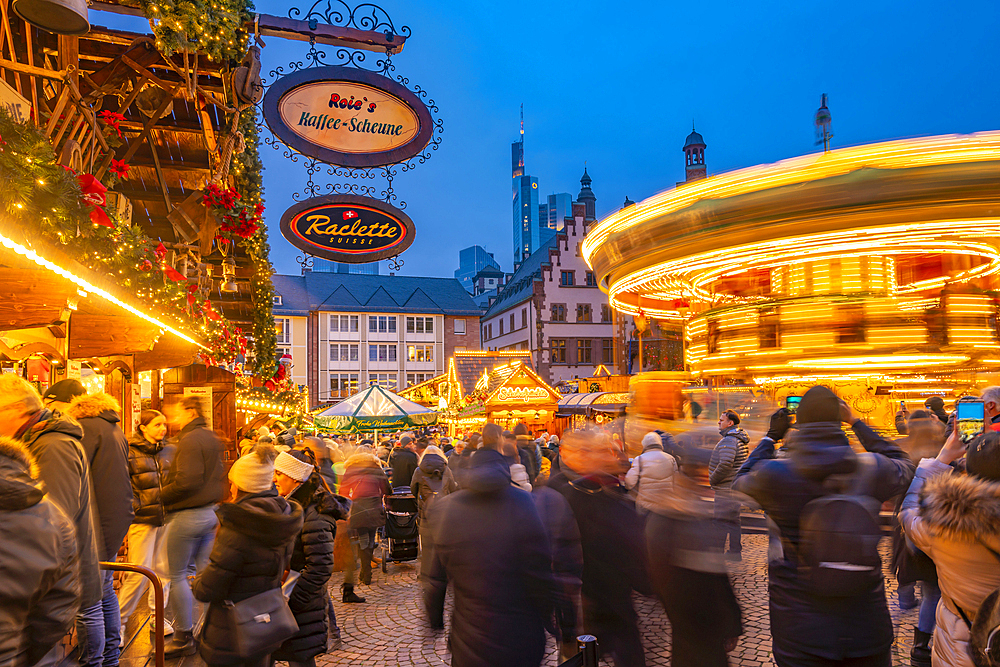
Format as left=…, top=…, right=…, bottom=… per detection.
left=381, top=487, right=419, bottom=572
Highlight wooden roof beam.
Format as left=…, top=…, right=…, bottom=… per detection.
left=253, top=13, right=407, bottom=54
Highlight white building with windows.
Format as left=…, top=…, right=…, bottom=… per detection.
left=272, top=273, right=482, bottom=408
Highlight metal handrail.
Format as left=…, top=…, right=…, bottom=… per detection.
left=100, top=561, right=164, bottom=667
left=557, top=635, right=599, bottom=667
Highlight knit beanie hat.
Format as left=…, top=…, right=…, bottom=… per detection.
left=796, top=385, right=841, bottom=424
left=229, top=448, right=276, bottom=493
left=274, top=450, right=315, bottom=482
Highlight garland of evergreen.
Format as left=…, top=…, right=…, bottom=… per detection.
left=136, top=0, right=253, bottom=64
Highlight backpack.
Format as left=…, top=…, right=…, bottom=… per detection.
left=797, top=454, right=883, bottom=597
left=949, top=544, right=1000, bottom=667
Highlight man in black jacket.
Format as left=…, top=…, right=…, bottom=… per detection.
left=0, top=435, right=80, bottom=667
left=0, top=375, right=103, bottom=667
left=424, top=447, right=553, bottom=667
left=388, top=435, right=418, bottom=489
left=68, top=393, right=134, bottom=667
left=733, top=386, right=915, bottom=667
left=161, top=395, right=225, bottom=658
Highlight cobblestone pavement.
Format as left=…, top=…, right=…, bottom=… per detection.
left=314, top=534, right=920, bottom=667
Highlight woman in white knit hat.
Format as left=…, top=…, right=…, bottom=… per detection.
left=191, top=445, right=303, bottom=667
left=272, top=450, right=351, bottom=661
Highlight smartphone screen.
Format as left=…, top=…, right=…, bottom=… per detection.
left=956, top=400, right=985, bottom=444
left=786, top=396, right=801, bottom=414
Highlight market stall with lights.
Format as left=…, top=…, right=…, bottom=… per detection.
left=583, top=132, right=1000, bottom=428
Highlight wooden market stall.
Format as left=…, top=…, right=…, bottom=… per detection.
left=483, top=363, right=560, bottom=435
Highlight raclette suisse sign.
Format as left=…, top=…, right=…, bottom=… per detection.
left=263, top=66, right=434, bottom=168
left=279, top=195, right=415, bottom=263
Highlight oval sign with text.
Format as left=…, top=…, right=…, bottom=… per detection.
left=279, top=195, right=415, bottom=263
left=263, top=66, right=434, bottom=168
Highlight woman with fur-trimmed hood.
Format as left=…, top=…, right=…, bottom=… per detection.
left=900, top=429, right=1000, bottom=667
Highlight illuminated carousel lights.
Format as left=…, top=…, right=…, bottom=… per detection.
left=582, top=131, right=1000, bottom=264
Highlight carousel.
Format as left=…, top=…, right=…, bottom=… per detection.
left=583, top=132, right=1000, bottom=428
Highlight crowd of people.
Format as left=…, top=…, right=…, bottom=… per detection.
left=2, top=375, right=1000, bottom=667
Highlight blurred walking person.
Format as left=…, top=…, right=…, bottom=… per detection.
left=193, top=445, right=303, bottom=667
left=340, top=449, right=391, bottom=601
left=710, top=410, right=749, bottom=561
left=272, top=450, right=351, bottom=663
left=646, top=446, right=742, bottom=667
left=899, top=428, right=1000, bottom=667
left=0, top=375, right=102, bottom=667
left=424, top=445, right=554, bottom=667
left=733, top=387, right=914, bottom=667
left=410, top=444, right=457, bottom=585
left=625, top=432, right=678, bottom=515
left=118, top=409, right=175, bottom=641
left=0, top=436, right=80, bottom=667
left=549, top=430, right=651, bottom=667
left=160, top=396, right=225, bottom=658
left=68, top=392, right=135, bottom=667
left=389, top=435, right=418, bottom=489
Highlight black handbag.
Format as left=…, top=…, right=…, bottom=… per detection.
left=226, top=587, right=299, bottom=658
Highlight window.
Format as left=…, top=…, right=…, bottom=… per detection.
left=499, top=319, right=504, bottom=336
left=331, top=315, right=358, bottom=333
left=273, top=295, right=282, bottom=306
left=369, top=316, right=396, bottom=333
left=577, top=339, right=592, bottom=364
left=551, top=303, right=566, bottom=322
left=275, top=347, right=290, bottom=363
left=368, top=373, right=397, bottom=389
left=405, top=316, right=434, bottom=334
left=275, top=318, right=291, bottom=344
left=521, top=308, right=527, bottom=329
left=602, top=339, right=614, bottom=364
left=550, top=339, right=566, bottom=363
left=601, top=304, right=612, bottom=322
left=330, top=343, right=359, bottom=362
left=488, top=323, right=493, bottom=339
left=510, top=313, right=515, bottom=331
left=407, top=345, right=434, bottom=362
left=577, top=304, right=592, bottom=322
left=406, top=373, right=429, bottom=387
left=330, top=373, right=358, bottom=398
left=759, top=306, right=780, bottom=349
left=585, top=271, right=596, bottom=287
left=454, top=319, right=466, bottom=335
left=368, top=344, right=397, bottom=362
left=561, top=270, right=575, bottom=286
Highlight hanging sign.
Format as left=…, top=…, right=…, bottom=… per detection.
left=279, top=194, right=415, bottom=263
left=493, top=385, right=553, bottom=404
left=263, top=66, right=433, bottom=168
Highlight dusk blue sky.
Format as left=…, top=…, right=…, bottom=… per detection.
left=95, top=1, right=1000, bottom=279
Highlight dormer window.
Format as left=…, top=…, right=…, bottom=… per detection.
left=273, top=295, right=282, bottom=306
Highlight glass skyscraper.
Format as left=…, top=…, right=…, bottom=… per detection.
left=454, top=245, right=501, bottom=292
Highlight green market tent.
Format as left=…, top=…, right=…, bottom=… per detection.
left=314, top=384, right=438, bottom=433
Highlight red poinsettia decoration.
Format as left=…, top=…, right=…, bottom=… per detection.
left=109, top=159, right=130, bottom=179
left=98, top=111, right=126, bottom=138
left=77, top=173, right=114, bottom=228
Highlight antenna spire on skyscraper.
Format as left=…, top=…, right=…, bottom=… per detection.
left=520, top=103, right=524, bottom=137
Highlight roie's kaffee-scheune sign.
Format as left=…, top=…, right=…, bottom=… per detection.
left=263, top=66, right=434, bottom=168
left=279, top=194, right=415, bottom=263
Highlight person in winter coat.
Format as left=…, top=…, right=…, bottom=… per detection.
left=733, top=387, right=915, bottom=667
left=646, top=445, right=742, bottom=667
left=389, top=435, right=418, bottom=488
left=67, top=392, right=135, bottom=667
left=424, top=447, right=554, bottom=667
left=302, top=436, right=338, bottom=493
left=118, top=409, right=176, bottom=640
left=498, top=428, right=534, bottom=492
left=0, top=436, right=80, bottom=667
left=514, top=422, right=542, bottom=482
left=710, top=410, right=750, bottom=560
left=899, top=428, right=1000, bottom=667
left=192, top=445, right=302, bottom=667
left=449, top=433, right=480, bottom=489
left=340, top=451, right=391, bottom=600
left=160, top=395, right=225, bottom=658
left=625, top=432, right=679, bottom=514
left=0, top=374, right=102, bottom=667
left=531, top=463, right=583, bottom=662
left=411, top=445, right=458, bottom=523
left=549, top=429, right=651, bottom=667
left=272, top=450, right=351, bottom=665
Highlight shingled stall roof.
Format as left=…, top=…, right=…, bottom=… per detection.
left=483, top=235, right=558, bottom=320
left=452, top=350, right=533, bottom=396
left=272, top=273, right=484, bottom=316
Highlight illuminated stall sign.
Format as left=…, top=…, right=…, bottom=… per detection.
left=263, top=66, right=433, bottom=167
left=279, top=195, right=415, bottom=263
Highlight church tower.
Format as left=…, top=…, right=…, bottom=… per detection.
left=576, top=167, right=597, bottom=221
left=683, top=126, right=707, bottom=182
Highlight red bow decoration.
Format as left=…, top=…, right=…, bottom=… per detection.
left=154, top=242, right=167, bottom=261
left=77, top=174, right=114, bottom=228
left=98, top=111, right=126, bottom=138
left=204, top=300, right=222, bottom=321
left=109, top=159, right=130, bottom=179
left=186, top=283, right=198, bottom=306
left=163, top=265, right=186, bottom=282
